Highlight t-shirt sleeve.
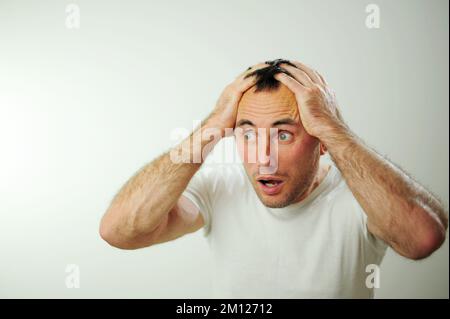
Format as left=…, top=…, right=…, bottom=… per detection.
left=352, top=197, right=389, bottom=257
left=182, top=168, right=213, bottom=236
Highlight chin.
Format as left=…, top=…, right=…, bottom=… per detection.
left=256, top=192, right=291, bottom=208
left=252, top=180, right=304, bottom=208
left=262, top=201, right=290, bottom=209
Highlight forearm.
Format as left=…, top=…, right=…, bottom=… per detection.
left=272, top=60, right=447, bottom=258
left=320, top=121, right=448, bottom=258
left=100, top=119, right=222, bottom=241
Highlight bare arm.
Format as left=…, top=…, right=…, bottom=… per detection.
left=276, top=61, right=448, bottom=260
left=99, top=63, right=266, bottom=249
left=99, top=123, right=217, bottom=249
left=321, top=122, right=448, bottom=260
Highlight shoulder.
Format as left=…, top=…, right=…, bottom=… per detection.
left=329, top=165, right=389, bottom=255
left=192, top=163, right=248, bottom=198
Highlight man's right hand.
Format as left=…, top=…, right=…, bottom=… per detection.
left=207, top=63, right=268, bottom=132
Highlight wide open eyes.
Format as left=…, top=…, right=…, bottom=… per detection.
left=278, top=131, right=293, bottom=142
left=242, top=129, right=293, bottom=143
left=243, top=130, right=256, bottom=141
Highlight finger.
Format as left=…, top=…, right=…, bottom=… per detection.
left=236, top=62, right=268, bottom=79
left=234, top=63, right=269, bottom=93
left=280, top=64, right=315, bottom=87
left=289, top=61, right=323, bottom=85
left=315, top=70, right=328, bottom=85
left=236, top=74, right=259, bottom=93
left=274, top=72, right=307, bottom=95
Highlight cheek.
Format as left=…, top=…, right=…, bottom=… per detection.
left=236, top=138, right=257, bottom=164
left=278, top=138, right=318, bottom=167
left=237, top=146, right=257, bottom=177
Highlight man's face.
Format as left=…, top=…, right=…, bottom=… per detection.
left=235, top=84, right=325, bottom=208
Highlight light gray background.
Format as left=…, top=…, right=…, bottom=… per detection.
left=0, top=0, right=448, bottom=298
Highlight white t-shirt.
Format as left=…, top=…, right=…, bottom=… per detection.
left=182, top=161, right=388, bottom=299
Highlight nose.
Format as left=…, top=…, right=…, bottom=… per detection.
left=257, top=129, right=271, bottom=166
left=256, top=128, right=278, bottom=174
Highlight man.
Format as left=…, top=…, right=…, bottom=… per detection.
left=99, top=59, right=448, bottom=298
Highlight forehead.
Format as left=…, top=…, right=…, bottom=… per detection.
left=237, top=84, right=299, bottom=125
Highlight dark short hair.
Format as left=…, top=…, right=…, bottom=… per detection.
left=244, top=59, right=297, bottom=92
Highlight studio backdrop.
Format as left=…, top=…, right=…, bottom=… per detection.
left=0, top=0, right=448, bottom=298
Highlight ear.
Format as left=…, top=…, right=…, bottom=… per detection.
left=319, top=142, right=327, bottom=155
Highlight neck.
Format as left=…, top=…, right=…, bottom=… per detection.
left=294, top=161, right=331, bottom=203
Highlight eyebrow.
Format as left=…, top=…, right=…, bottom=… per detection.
left=272, top=118, right=298, bottom=126
left=236, top=119, right=254, bottom=127
left=236, top=118, right=297, bottom=127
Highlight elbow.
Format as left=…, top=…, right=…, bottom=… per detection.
left=404, top=206, right=448, bottom=261
left=407, top=227, right=447, bottom=261
left=99, top=221, right=124, bottom=249
left=99, top=222, right=119, bottom=248
left=99, top=214, right=145, bottom=250
left=99, top=204, right=163, bottom=250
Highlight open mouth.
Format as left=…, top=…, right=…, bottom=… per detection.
left=258, top=179, right=283, bottom=188
left=256, top=176, right=285, bottom=195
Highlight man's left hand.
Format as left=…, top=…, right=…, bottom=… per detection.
left=274, top=61, right=344, bottom=139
